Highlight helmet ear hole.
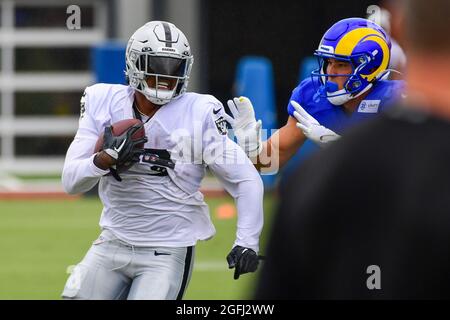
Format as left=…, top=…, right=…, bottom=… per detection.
left=346, top=80, right=362, bottom=91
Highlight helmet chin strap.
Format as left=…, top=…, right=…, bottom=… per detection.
left=145, top=88, right=174, bottom=105
left=327, top=90, right=352, bottom=105
left=323, top=81, right=350, bottom=105
left=139, top=76, right=179, bottom=105
left=325, top=81, right=373, bottom=106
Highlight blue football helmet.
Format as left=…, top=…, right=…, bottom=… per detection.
left=311, top=18, right=391, bottom=105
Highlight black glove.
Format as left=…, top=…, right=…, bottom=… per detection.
left=102, top=123, right=147, bottom=181
left=226, top=245, right=260, bottom=280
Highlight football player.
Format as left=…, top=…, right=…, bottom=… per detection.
left=367, top=4, right=407, bottom=78
left=224, top=18, right=405, bottom=172
left=61, top=21, right=263, bottom=300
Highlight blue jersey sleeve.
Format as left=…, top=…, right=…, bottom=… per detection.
left=287, top=87, right=302, bottom=117
left=286, top=79, right=311, bottom=117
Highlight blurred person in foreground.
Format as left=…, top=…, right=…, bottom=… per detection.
left=255, top=0, right=450, bottom=299
left=61, top=21, right=263, bottom=300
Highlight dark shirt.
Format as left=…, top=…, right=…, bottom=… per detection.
left=255, top=105, right=450, bottom=299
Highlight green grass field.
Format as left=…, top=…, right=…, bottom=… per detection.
left=0, top=194, right=276, bottom=300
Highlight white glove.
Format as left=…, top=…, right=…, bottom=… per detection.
left=223, top=97, right=263, bottom=157
left=291, top=100, right=341, bottom=147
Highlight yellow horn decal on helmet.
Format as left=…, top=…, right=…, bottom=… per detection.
left=335, top=28, right=390, bottom=82
left=335, top=28, right=383, bottom=56
left=359, top=35, right=390, bottom=82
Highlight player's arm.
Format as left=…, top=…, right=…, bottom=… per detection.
left=208, top=140, right=264, bottom=280
left=257, top=115, right=306, bottom=171
left=208, top=139, right=264, bottom=252
left=62, top=90, right=110, bottom=194
left=62, top=129, right=110, bottom=195
left=223, top=97, right=306, bottom=172
left=225, top=97, right=340, bottom=172
left=203, top=104, right=263, bottom=280
left=63, top=91, right=147, bottom=192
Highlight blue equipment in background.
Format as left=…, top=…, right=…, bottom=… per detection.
left=297, top=56, right=317, bottom=84
left=234, top=56, right=278, bottom=189
left=92, top=41, right=127, bottom=84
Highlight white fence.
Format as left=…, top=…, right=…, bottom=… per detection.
left=0, top=0, right=107, bottom=175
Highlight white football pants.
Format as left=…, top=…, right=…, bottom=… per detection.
left=62, top=229, right=194, bottom=300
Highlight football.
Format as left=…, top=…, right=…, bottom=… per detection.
left=94, top=119, right=146, bottom=171
left=94, top=118, right=146, bottom=153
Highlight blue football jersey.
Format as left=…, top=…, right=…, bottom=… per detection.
left=286, top=78, right=405, bottom=135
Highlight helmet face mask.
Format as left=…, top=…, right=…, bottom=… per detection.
left=311, top=18, right=391, bottom=105
left=125, top=21, right=194, bottom=105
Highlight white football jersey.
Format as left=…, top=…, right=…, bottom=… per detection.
left=62, top=84, right=264, bottom=252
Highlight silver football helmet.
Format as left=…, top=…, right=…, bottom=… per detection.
left=125, top=21, right=194, bottom=105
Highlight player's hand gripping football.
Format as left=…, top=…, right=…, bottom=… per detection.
left=226, top=245, right=261, bottom=280
left=291, top=100, right=341, bottom=147
left=223, top=97, right=263, bottom=158
left=94, top=123, right=148, bottom=181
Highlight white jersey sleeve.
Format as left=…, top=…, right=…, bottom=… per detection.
left=62, top=87, right=109, bottom=194
left=203, top=102, right=264, bottom=253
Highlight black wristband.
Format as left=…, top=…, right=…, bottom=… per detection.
left=93, top=152, right=111, bottom=170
